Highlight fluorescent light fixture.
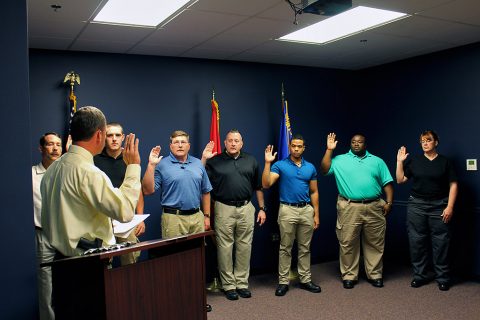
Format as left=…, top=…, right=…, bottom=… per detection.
left=93, top=0, right=194, bottom=27
left=278, top=6, right=409, bottom=44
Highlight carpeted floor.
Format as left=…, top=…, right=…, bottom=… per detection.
left=206, top=260, right=480, bottom=320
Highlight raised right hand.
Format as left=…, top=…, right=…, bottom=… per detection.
left=397, top=146, right=409, bottom=162
left=264, top=145, right=277, bottom=163
left=148, top=145, right=163, bottom=165
left=202, top=141, right=217, bottom=160
left=123, top=133, right=141, bottom=165
left=327, top=133, right=338, bottom=150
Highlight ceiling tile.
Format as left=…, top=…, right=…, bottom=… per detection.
left=377, top=15, right=480, bottom=45
left=70, top=39, right=135, bottom=53
left=191, top=0, right=283, bottom=16
left=420, top=0, right=480, bottom=26
left=28, top=37, right=74, bottom=51
left=77, top=23, right=154, bottom=42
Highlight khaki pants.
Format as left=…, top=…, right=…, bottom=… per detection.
left=36, top=228, right=56, bottom=320
left=214, top=201, right=255, bottom=291
left=162, top=211, right=205, bottom=238
left=336, top=196, right=386, bottom=280
left=278, top=204, right=314, bottom=284
left=116, top=231, right=140, bottom=266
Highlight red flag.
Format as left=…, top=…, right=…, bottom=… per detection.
left=210, top=98, right=222, bottom=155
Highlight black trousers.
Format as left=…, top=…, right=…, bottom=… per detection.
left=406, top=196, right=450, bottom=283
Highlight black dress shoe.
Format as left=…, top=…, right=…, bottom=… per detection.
left=225, top=289, right=239, bottom=300
left=438, top=282, right=450, bottom=291
left=275, top=284, right=289, bottom=296
left=206, top=304, right=212, bottom=312
left=236, top=288, right=252, bottom=298
left=299, top=281, right=321, bottom=293
left=368, top=278, right=384, bottom=288
left=343, top=280, right=356, bottom=289
left=411, top=279, right=428, bottom=288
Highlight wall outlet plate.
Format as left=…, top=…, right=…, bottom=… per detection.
left=466, top=159, right=477, bottom=171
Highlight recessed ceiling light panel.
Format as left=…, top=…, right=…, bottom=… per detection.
left=93, top=0, right=194, bottom=27
left=278, top=6, right=409, bottom=44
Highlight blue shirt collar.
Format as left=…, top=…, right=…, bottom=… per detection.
left=168, top=152, right=192, bottom=164
left=286, top=157, right=305, bottom=166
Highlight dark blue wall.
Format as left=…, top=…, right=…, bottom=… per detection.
left=29, top=49, right=353, bottom=273
left=23, top=35, right=480, bottom=317
left=355, top=42, right=480, bottom=276
left=28, top=42, right=480, bottom=280
left=1, top=0, right=37, bottom=319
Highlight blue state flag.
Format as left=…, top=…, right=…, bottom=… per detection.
left=278, top=99, right=293, bottom=160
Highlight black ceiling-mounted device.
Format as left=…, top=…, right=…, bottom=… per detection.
left=302, top=0, right=352, bottom=16
left=286, top=0, right=352, bottom=24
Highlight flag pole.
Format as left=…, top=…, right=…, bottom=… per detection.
left=63, top=71, right=80, bottom=134
left=283, top=81, right=298, bottom=281
left=63, top=71, right=80, bottom=111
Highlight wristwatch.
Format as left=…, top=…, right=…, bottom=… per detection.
left=260, top=206, right=267, bottom=212
left=204, top=213, right=211, bottom=218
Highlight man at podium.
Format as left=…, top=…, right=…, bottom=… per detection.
left=41, top=106, right=142, bottom=257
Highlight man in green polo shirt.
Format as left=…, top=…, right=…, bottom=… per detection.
left=321, top=133, right=393, bottom=289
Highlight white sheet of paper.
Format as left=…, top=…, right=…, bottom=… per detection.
left=113, top=214, right=150, bottom=238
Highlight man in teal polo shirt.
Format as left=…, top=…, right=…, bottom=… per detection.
left=321, top=133, right=393, bottom=289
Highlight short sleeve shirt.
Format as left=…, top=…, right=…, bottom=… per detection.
left=154, top=153, right=212, bottom=210
left=271, top=157, right=317, bottom=203
left=327, top=150, right=393, bottom=200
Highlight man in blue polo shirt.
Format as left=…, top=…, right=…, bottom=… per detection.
left=142, top=130, right=212, bottom=238
left=262, top=134, right=321, bottom=297
left=321, top=133, right=393, bottom=289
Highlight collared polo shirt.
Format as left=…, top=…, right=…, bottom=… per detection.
left=32, top=162, right=46, bottom=228
left=327, top=150, right=393, bottom=200
left=206, top=150, right=261, bottom=203
left=271, top=157, right=317, bottom=203
left=154, top=152, right=212, bottom=210
left=94, top=148, right=126, bottom=188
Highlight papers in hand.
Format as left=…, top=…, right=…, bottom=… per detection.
left=113, top=214, right=149, bottom=238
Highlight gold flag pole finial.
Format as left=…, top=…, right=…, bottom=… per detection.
left=63, top=71, right=80, bottom=93
left=64, top=71, right=80, bottom=120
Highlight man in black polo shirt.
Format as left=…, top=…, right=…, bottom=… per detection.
left=204, top=129, right=266, bottom=301
left=94, top=122, right=145, bottom=265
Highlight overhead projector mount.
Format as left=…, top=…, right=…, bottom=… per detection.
left=285, top=0, right=352, bottom=24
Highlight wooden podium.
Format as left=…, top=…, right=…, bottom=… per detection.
left=51, top=231, right=213, bottom=320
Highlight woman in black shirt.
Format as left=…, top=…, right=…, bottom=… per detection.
left=396, top=130, right=458, bottom=291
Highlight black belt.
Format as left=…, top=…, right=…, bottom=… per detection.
left=410, top=195, right=446, bottom=202
left=340, top=196, right=379, bottom=204
left=280, top=201, right=310, bottom=208
left=163, top=207, right=200, bottom=215
left=220, top=200, right=250, bottom=207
